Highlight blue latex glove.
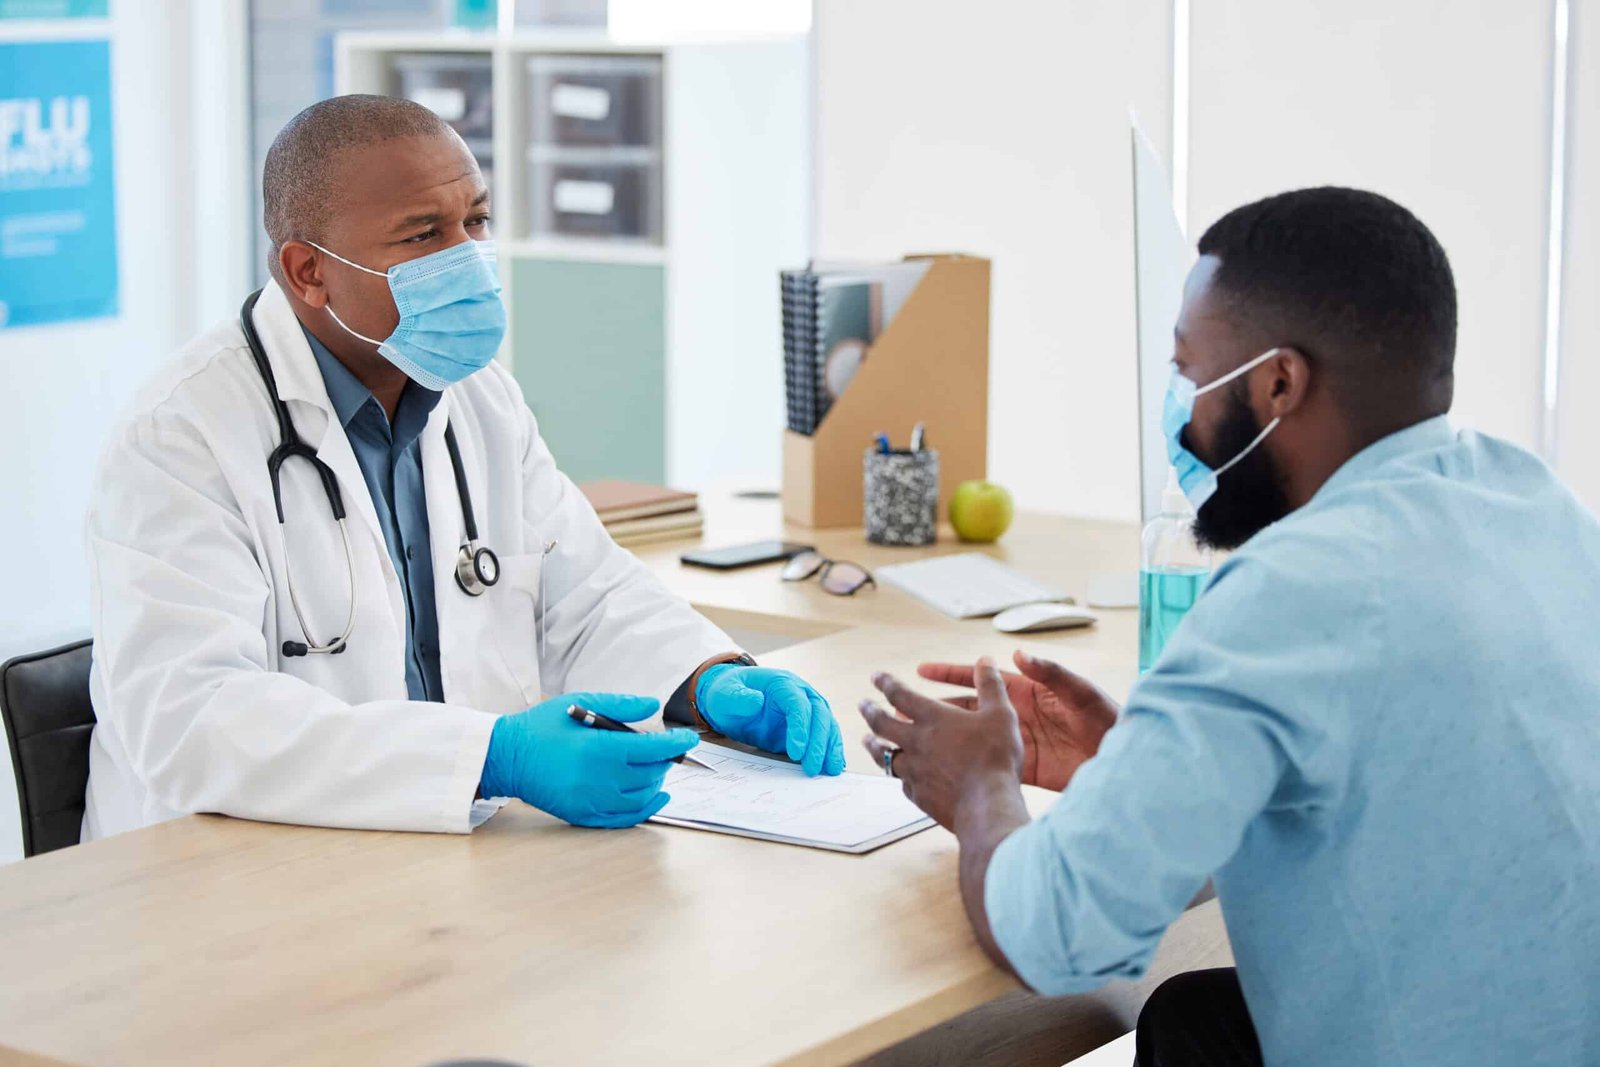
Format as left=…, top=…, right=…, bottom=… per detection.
left=479, top=692, right=700, bottom=828
left=697, top=665, right=846, bottom=776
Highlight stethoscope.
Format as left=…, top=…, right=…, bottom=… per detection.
left=240, top=289, right=500, bottom=658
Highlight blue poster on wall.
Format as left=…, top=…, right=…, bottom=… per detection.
left=0, top=0, right=108, bottom=16
left=0, top=1, right=108, bottom=17
left=0, top=39, right=118, bottom=329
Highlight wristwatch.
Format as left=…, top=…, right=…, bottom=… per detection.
left=685, top=651, right=757, bottom=732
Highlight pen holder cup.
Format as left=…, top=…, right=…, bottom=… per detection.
left=864, top=449, right=940, bottom=546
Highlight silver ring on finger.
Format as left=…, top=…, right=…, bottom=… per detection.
left=883, top=746, right=900, bottom=778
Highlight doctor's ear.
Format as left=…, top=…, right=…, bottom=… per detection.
left=277, top=241, right=328, bottom=309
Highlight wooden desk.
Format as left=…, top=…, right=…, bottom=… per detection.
left=630, top=493, right=1144, bottom=658
left=0, top=496, right=1228, bottom=1067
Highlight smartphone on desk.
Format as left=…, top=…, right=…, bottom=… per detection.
left=680, top=541, right=814, bottom=571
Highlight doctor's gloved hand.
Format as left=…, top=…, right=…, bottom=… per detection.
left=479, top=693, right=700, bottom=828
left=697, top=665, right=845, bottom=777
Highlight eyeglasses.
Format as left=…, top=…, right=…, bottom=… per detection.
left=781, top=551, right=876, bottom=596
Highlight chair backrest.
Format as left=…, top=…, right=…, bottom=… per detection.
left=1, top=640, right=95, bottom=857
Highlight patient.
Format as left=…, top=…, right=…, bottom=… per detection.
left=859, top=187, right=1600, bottom=1066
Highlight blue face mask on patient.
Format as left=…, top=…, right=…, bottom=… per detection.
left=1162, top=347, right=1283, bottom=511
left=309, top=238, right=506, bottom=391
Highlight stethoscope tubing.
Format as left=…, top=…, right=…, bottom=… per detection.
left=239, top=289, right=497, bottom=658
left=284, top=514, right=357, bottom=655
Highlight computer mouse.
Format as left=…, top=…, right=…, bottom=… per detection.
left=992, top=602, right=1099, bottom=634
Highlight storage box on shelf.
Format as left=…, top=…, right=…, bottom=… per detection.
left=391, top=52, right=495, bottom=149
left=527, top=53, right=663, bottom=147
left=528, top=145, right=663, bottom=244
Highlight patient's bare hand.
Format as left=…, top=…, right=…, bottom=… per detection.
left=916, top=651, right=1118, bottom=792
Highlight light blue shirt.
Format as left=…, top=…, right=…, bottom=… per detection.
left=986, top=417, right=1600, bottom=1066
left=302, top=326, right=444, bottom=703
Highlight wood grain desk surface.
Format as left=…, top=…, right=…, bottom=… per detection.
left=0, top=493, right=1228, bottom=1067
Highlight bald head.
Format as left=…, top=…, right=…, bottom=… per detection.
left=262, top=94, right=457, bottom=278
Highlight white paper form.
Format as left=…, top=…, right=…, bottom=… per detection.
left=653, top=746, right=936, bottom=854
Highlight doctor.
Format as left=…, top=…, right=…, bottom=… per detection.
left=83, top=94, right=843, bottom=841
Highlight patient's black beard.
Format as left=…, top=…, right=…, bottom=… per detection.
left=1190, top=382, right=1292, bottom=551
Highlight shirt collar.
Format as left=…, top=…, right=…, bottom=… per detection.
left=298, top=323, right=442, bottom=440
left=1313, top=414, right=1457, bottom=502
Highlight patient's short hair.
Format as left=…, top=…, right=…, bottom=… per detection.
left=1199, top=187, right=1458, bottom=427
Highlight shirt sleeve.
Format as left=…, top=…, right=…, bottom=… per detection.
left=983, top=524, right=1382, bottom=995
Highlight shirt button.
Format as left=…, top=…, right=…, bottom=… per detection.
left=406, top=545, right=416, bottom=560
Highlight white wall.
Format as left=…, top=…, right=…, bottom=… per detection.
left=0, top=3, right=249, bottom=864
left=1557, top=2, right=1600, bottom=511
left=610, top=0, right=810, bottom=40
left=814, top=1, right=1566, bottom=519
left=812, top=0, right=1174, bottom=521
left=665, top=39, right=812, bottom=490
left=1188, top=0, right=1554, bottom=453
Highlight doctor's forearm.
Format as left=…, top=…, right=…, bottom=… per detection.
left=954, top=775, right=1031, bottom=980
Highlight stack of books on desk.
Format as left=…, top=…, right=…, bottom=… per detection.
left=580, top=480, right=704, bottom=547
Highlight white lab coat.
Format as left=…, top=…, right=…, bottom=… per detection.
left=82, top=280, right=733, bottom=839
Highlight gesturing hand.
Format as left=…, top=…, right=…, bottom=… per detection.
left=858, top=657, right=1026, bottom=832
left=916, top=651, right=1119, bottom=793
left=859, top=658, right=1036, bottom=980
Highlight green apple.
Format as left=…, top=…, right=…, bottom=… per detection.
left=949, top=480, right=1014, bottom=543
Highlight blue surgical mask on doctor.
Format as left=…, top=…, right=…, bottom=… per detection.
left=309, top=238, right=506, bottom=391
left=1163, top=346, right=1284, bottom=511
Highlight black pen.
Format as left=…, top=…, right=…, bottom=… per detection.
left=566, top=704, right=717, bottom=772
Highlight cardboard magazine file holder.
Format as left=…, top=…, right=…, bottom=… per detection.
left=782, top=254, right=990, bottom=528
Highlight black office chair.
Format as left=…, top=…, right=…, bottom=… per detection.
left=1, top=639, right=95, bottom=857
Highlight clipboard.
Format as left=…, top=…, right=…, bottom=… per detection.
left=649, top=814, right=935, bottom=855
left=649, top=745, right=937, bottom=854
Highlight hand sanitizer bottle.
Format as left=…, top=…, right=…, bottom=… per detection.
left=1139, top=469, right=1214, bottom=673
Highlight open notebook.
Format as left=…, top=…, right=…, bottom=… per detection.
left=652, top=746, right=935, bottom=854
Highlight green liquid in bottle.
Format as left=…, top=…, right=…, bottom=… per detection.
left=1139, top=566, right=1209, bottom=673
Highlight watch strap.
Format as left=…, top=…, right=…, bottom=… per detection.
left=686, top=651, right=756, bottom=732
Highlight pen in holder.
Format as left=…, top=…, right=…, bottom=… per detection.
left=864, top=447, right=940, bottom=546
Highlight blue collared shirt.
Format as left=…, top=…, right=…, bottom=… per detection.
left=986, top=417, right=1600, bottom=1066
left=303, top=326, right=444, bottom=703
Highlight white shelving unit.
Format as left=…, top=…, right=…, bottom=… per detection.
left=336, top=29, right=809, bottom=488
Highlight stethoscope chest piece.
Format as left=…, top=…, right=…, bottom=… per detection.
left=456, top=541, right=500, bottom=597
